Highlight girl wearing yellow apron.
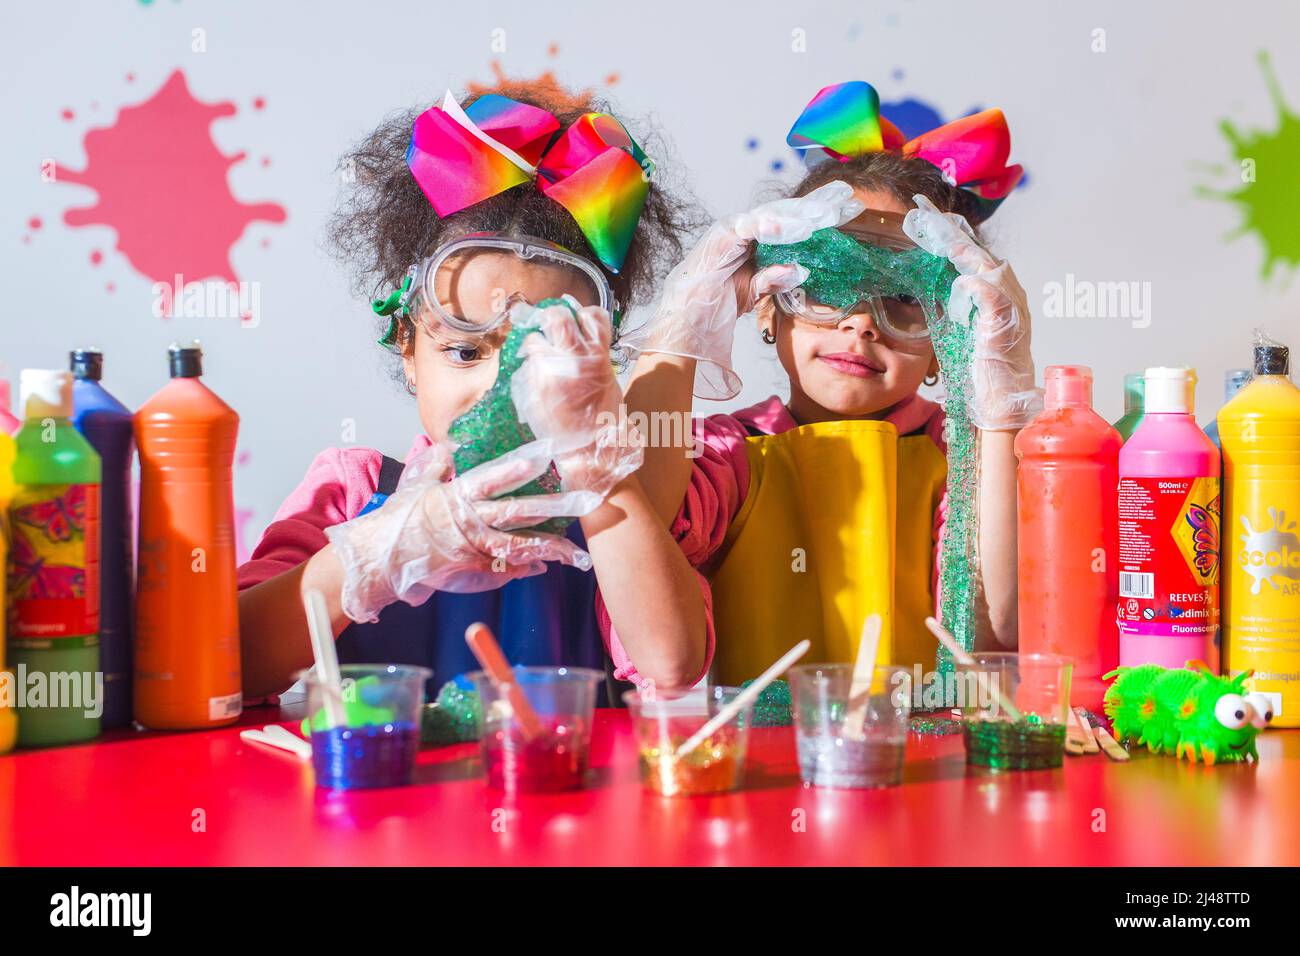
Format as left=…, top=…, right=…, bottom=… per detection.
left=604, top=81, right=1041, bottom=688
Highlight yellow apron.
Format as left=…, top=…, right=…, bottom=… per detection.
left=707, top=419, right=947, bottom=684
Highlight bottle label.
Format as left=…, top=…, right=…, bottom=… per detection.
left=208, top=692, right=243, bottom=721
left=7, top=483, right=100, bottom=638
left=1117, top=476, right=1220, bottom=638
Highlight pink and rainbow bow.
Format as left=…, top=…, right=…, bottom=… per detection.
left=787, top=81, right=1024, bottom=211
left=406, top=91, right=652, bottom=273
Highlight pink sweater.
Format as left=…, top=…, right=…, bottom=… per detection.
left=597, top=394, right=948, bottom=687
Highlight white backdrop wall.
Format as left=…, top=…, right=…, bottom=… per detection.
left=3, top=0, right=1298, bottom=558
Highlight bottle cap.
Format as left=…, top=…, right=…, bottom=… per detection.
left=1254, top=344, right=1289, bottom=377
left=1122, top=372, right=1145, bottom=413
left=19, top=369, right=73, bottom=419
left=1044, top=365, right=1093, bottom=410
left=169, top=341, right=203, bottom=379
left=1144, top=367, right=1197, bottom=414
left=70, top=348, right=104, bottom=381
left=1224, top=367, right=1252, bottom=401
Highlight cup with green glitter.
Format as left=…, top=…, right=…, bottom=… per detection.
left=956, top=653, right=1073, bottom=771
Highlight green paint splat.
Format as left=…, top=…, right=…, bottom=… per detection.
left=1198, top=51, right=1300, bottom=281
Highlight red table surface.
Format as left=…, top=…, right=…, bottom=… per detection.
left=4, top=702, right=1297, bottom=867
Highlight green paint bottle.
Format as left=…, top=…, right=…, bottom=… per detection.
left=7, top=370, right=102, bottom=746
left=1112, top=372, right=1145, bottom=442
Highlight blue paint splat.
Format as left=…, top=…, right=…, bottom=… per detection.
left=745, top=137, right=759, bottom=151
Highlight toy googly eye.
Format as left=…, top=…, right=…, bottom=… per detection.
left=1214, top=694, right=1250, bottom=730
left=1244, top=692, right=1275, bottom=729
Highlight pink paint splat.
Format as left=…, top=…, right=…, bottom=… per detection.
left=252, top=96, right=265, bottom=111
left=61, top=108, right=75, bottom=121
left=28, top=216, right=41, bottom=230
left=55, top=70, right=287, bottom=285
left=125, top=72, right=135, bottom=83
left=106, top=281, right=115, bottom=293
left=90, top=249, right=103, bottom=265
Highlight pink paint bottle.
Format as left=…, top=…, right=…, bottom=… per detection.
left=0, top=380, right=19, bottom=435
left=1117, top=367, right=1222, bottom=671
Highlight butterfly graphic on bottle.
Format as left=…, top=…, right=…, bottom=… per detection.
left=1184, top=493, right=1221, bottom=579
left=11, top=485, right=86, bottom=544
left=8, top=525, right=86, bottom=600
left=7, top=485, right=88, bottom=601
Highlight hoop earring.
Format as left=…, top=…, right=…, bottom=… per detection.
left=761, top=328, right=776, bottom=345
left=924, top=373, right=939, bottom=387
left=405, top=378, right=417, bottom=396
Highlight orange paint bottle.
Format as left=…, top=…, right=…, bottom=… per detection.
left=1015, top=366, right=1122, bottom=709
left=134, top=344, right=242, bottom=729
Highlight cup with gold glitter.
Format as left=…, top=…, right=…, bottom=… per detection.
left=956, top=652, right=1073, bottom=771
left=624, top=687, right=753, bottom=796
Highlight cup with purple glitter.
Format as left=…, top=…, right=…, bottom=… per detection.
left=303, top=664, right=430, bottom=790
left=789, top=664, right=911, bottom=788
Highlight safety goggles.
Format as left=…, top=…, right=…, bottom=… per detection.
left=377, top=234, right=617, bottom=343
left=760, top=210, right=957, bottom=354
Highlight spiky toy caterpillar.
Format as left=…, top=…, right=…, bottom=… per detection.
left=1102, top=662, right=1274, bottom=765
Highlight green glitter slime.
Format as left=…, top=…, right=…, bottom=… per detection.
left=754, top=227, right=957, bottom=321
left=756, top=226, right=979, bottom=704
left=447, top=299, right=573, bottom=536
left=420, top=681, right=482, bottom=746
left=962, top=717, right=1066, bottom=771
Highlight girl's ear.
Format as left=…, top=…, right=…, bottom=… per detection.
left=756, top=296, right=777, bottom=340
left=400, top=325, right=418, bottom=394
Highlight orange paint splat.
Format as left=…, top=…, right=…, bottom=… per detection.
left=547, top=43, right=559, bottom=57
left=54, top=70, right=287, bottom=285
left=605, top=73, right=620, bottom=86
left=468, top=62, right=595, bottom=113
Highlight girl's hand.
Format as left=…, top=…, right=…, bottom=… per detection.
left=326, top=440, right=594, bottom=623
left=512, top=300, right=645, bottom=500
left=620, top=181, right=865, bottom=400
left=903, top=195, right=1043, bottom=431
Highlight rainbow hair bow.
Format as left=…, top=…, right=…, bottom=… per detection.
left=406, top=91, right=652, bottom=273
left=787, top=80, right=1024, bottom=215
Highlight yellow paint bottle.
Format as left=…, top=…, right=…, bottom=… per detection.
left=0, top=422, right=16, bottom=753
left=1219, top=341, right=1300, bottom=728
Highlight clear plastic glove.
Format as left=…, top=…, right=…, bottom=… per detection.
left=326, top=441, right=595, bottom=623
left=512, top=298, right=645, bottom=500
left=903, top=194, right=1043, bottom=431
left=621, top=181, right=866, bottom=400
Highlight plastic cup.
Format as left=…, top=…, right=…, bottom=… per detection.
left=468, top=666, right=601, bottom=793
left=790, top=663, right=911, bottom=788
left=956, top=652, right=1073, bottom=770
left=624, top=686, right=752, bottom=796
left=302, top=664, right=429, bottom=790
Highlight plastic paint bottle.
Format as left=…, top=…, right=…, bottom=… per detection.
left=71, top=349, right=136, bottom=729
left=7, top=370, right=102, bottom=746
left=1112, top=373, right=1145, bottom=443
left=1117, top=367, right=1221, bottom=671
left=134, top=344, right=242, bottom=729
left=0, top=426, right=17, bottom=753
left=0, top=380, right=19, bottom=435
left=1016, top=366, right=1122, bottom=707
left=1204, top=368, right=1252, bottom=448
left=1219, top=342, right=1300, bottom=727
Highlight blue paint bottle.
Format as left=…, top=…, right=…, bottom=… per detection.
left=71, top=349, right=135, bottom=729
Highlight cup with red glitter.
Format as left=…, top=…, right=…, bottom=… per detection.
left=468, top=666, right=602, bottom=793
left=624, top=686, right=753, bottom=796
